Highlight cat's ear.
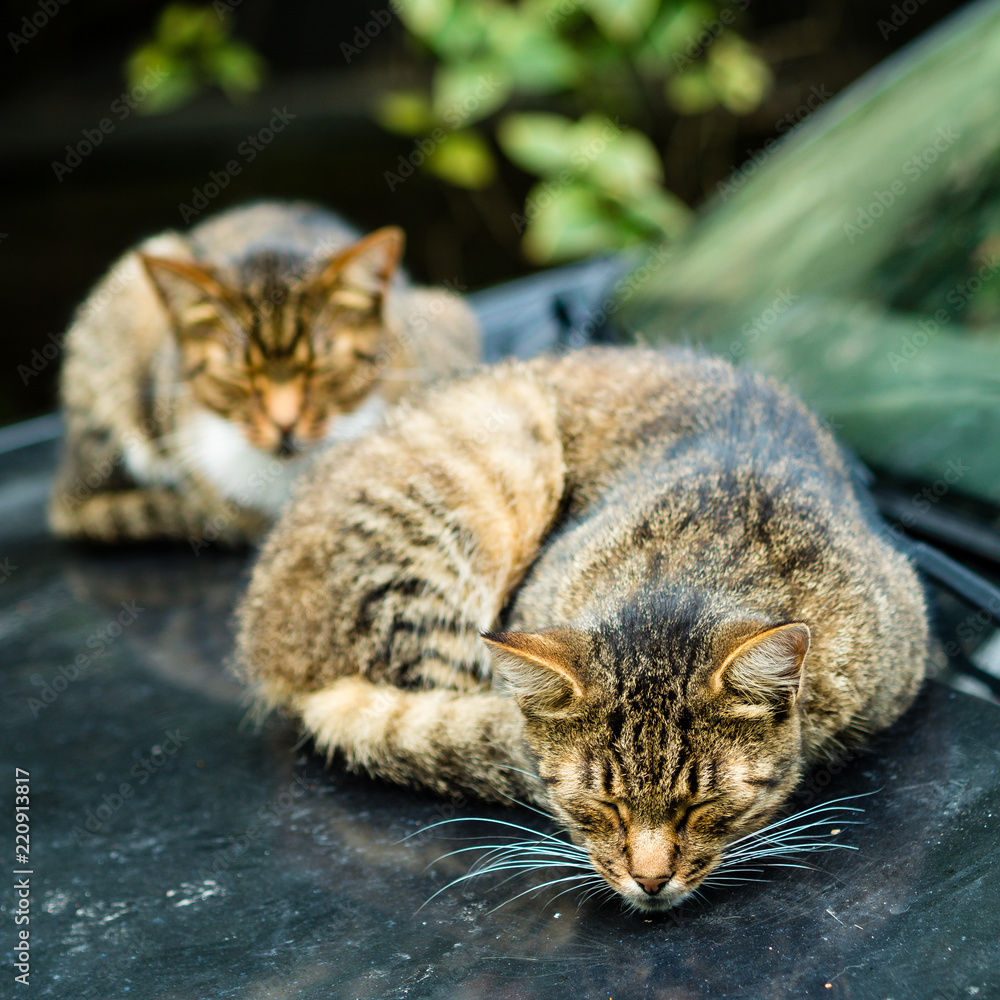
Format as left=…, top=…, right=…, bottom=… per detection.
left=482, top=628, right=590, bottom=714
left=710, top=623, right=810, bottom=710
left=308, top=227, right=405, bottom=308
left=139, top=253, right=234, bottom=332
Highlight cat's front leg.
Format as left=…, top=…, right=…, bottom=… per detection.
left=49, top=471, right=266, bottom=546
left=236, top=365, right=568, bottom=799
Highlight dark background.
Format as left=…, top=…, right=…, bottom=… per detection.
left=0, top=0, right=970, bottom=426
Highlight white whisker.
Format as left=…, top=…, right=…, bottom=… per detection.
left=405, top=815, right=569, bottom=846
left=548, top=875, right=607, bottom=906
left=414, top=793, right=874, bottom=914
left=486, top=873, right=601, bottom=915
left=709, top=792, right=873, bottom=893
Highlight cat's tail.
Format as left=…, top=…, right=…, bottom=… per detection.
left=292, top=675, right=545, bottom=806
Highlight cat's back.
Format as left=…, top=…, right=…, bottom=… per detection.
left=531, top=346, right=848, bottom=507
left=523, top=347, right=874, bottom=596
left=513, top=347, right=928, bottom=750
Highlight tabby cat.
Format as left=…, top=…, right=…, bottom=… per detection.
left=50, top=201, right=480, bottom=545
left=236, top=347, right=928, bottom=911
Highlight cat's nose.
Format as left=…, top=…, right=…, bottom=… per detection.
left=633, top=876, right=669, bottom=895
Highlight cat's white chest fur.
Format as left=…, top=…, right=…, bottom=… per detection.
left=179, top=411, right=305, bottom=516
left=172, top=394, right=388, bottom=517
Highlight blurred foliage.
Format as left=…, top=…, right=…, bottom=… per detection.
left=126, top=3, right=264, bottom=114
left=620, top=0, right=1000, bottom=509
left=381, top=0, right=772, bottom=261
left=122, top=0, right=772, bottom=262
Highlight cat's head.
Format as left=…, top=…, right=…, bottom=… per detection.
left=483, top=613, right=810, bottom=912
left=139, top=226, right=405, bottom=457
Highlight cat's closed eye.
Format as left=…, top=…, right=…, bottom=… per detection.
left=685, top=801, right=743, bottom=836
left=566, top=801, right=619, bottom=835
left=596, top=800, right=625, bottom=826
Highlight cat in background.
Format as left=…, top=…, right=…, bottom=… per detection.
left=236, top=346, right=929, bottom=913
left=50, top=200, right=480, bottom=545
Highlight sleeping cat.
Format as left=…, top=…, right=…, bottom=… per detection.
left=235, top=347, right=928, bottom=911
left=50, top=201, right=480, bottom=544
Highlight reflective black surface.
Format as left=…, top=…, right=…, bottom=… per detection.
left=3, top=270, right=1000, bottom=998
left=3, top=443, right=1000, bottom=1000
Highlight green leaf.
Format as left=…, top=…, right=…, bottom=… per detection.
left=520, top=0, right=582, bottom=28
left=500, top=112, right=666, bottom=197
left=126, top=41, right=167, bottom=86
left=619, top=186, right=692, bottom=238
left=125, top=2, right=265, bottom=114
left=584, top=123, right=664, bottom=197
left=205, top=41, right=265, bottom=98
left=126, top=46, right=196, bottom=114
left=484, top=9, right=580, bottom=92
left=644, top=1, right=717, bottom=60
left=520, top=182, right=624, bottom=262
left=422, top=0, right=492, bottom=58
left=376, top=91, right=437, bottom=136
left=584, top=0, right=659, bottom=44
left=425, top=129, right=496, bottom=188
left=395, top=0, right=456, bottom=40
left=496, top=112, right=576, bottom=175
left=433, top=61, right=512, bottom=125
left=666, top=67, right=719, bottom=115
left=504, top=32, right=581, bottom=92
left=707, top=37, right=772, bottom=114
left=158, top=4, right=222, bottom=48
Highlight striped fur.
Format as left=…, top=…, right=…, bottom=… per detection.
left=50, top=201, right=480, bottom=544
left=236, top=347, right=929, bottom=910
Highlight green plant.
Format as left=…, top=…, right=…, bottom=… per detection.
left=126, top=3, right=264, bottom=114
left=382, top=0, right=772, bottom=261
